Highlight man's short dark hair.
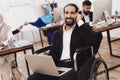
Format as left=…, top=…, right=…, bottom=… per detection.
left=82, top=0, right=92, bottom=6
left=63, top=3, right=78, bottom=13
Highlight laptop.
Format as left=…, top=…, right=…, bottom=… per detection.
left=25, top=54, right=72, bottom=77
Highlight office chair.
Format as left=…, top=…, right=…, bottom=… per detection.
left=34, top=45, right=51, bottom=55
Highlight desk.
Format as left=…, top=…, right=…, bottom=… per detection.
left=94, top=22, right=120, bottom=58
left=39, top=23, right=63, bottom=47
left=94, top=22, right=120, bottom=70
left=111, top=15, right=120, bottom=19
left=0, top=41, right=34, bottom=76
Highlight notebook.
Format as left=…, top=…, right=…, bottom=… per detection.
left=25, top=54, right=72, bottom=77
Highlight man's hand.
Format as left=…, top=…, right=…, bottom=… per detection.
left=23, top=21, right=29, bottom=25
left=18, top=25, right=23, bottom=31
left=76, top=14, right=83, bottom=22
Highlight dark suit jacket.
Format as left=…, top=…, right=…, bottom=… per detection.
left=78, top=11, right=93, bottom=23
left=49, top=23, right=97, bottom=70
left=79, top=11, right=103, bottom=54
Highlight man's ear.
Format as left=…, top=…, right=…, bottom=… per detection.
left=75, top=13, right=78, bottom=19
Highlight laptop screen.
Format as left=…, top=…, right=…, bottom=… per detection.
left=25, top=54, right=72, bottom=77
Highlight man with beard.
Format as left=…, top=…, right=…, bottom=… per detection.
left=79, top=0, right=103, bottom=54
left=79, top=0, right=93, bottom=23
left=28, top=3, right=96, bottom=80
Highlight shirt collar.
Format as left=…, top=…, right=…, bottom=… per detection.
left=63, top=24, right=76, bottom=32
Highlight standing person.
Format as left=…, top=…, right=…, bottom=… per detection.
left=0, top=14, right=23, bottom=80
left=28, top=3, right=97, bottom=80
left=24, top=5, right=54, bottom=44
left=79, top=0, right=103, bottom=54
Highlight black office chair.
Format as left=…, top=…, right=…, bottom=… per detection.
left=34, top=45, right=51, bottom=55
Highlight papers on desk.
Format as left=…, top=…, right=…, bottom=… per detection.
left=46, top=22, right=63, bottom=27
left=0, top=47, right=4, bottom=50
left=93, top=20, right=115, bottom=29
left=13, top=40, right=32, bottom=47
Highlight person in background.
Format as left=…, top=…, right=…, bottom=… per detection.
left=79, top=0, right=103, bottom=54
left=0, top=14, right=23, bottom=80
left=27, top=3, right=97, bottom=80
left=24, top=5, right=54, bottom=44
left=79, top=0, right=93, bottom=23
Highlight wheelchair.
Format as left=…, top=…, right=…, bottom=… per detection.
left=74, top=46, right=109, bottom=80
left=33, top=45, right=109, bottom=80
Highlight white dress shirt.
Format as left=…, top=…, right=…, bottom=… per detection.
left=82, top=11, right=90, bottom=23
left=60, top=20, right=84, bottom=60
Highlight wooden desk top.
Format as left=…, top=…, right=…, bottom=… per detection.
left=111, top=15, right=120, bottom=18
left=0, top=42, right=33, bottom=56
left=94, top=22, right=120, bottom=33
left=39, top=23, right=63, bottom=30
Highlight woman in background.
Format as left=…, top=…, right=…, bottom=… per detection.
left=0, top=14, right=23, bottom=80
left=24, top=5, right=54, bottom=44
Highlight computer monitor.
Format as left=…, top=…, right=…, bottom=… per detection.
left=92, top=0, right=112, bottom=24
left=53, top=7, right=64, bottom=23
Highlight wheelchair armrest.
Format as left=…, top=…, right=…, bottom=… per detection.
left=73, top=46, right=93, bottom=71
left=34, top=45, right=51, bottom=55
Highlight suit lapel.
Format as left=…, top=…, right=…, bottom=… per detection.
left=70, top=25, right=79, bottom=55
left=89, top=12, right=93, bottom=21
left=59, top=28, right=63, bottom=58
left=82, top=17, right=85, bottom=22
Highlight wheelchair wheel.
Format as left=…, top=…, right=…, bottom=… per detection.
left=90, top=57, right=109, bottom=80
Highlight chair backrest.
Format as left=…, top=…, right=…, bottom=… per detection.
left=73, top=46, right=94, bottom=80
left=74, top=46, right=95, bottom=80
left=73, top=46, right=94, bottom=71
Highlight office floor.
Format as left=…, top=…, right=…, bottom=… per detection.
left=13, top=37, right=120, bottom=80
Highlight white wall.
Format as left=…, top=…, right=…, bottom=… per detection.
left=0, top=0, right=40, bottom=42
left=109, top=0, right=120, bottom=38
left=112, top=0, right=120, bottom=15
left=102, top=0, right=120, bottom=38
left=0, top=0, right=120, bottom=43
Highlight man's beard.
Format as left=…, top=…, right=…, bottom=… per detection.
left=65, top=18, right=75, bottom=26
left=83, top=11, right=90, bottom=15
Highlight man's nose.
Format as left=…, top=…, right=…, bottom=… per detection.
left=67, top=13, right=72, bottom=17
